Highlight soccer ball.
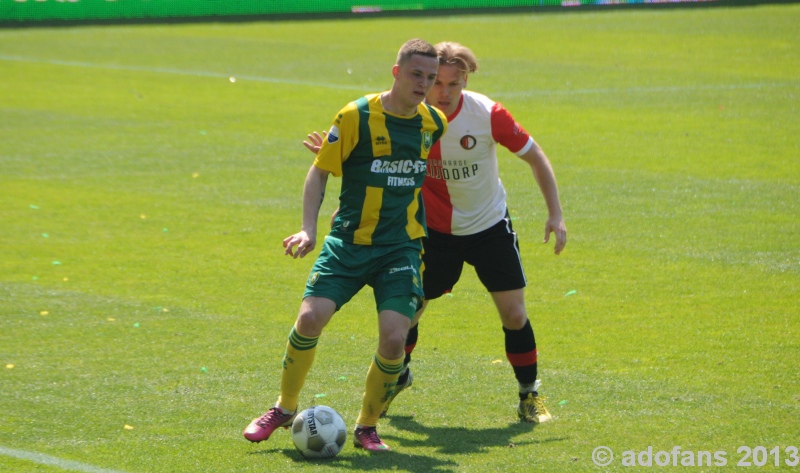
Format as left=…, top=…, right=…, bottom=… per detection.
left=291, top=405, right=347, bottom=459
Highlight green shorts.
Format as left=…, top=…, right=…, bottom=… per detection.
left=303, top=236, right=424, bottom=319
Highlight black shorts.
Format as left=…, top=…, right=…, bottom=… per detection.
left=422, top=215, right=527, bottom=300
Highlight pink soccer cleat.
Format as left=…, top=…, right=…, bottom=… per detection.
left=243, top=407, right=296, bottom=443
left=352, top=426, right=390, bottom=451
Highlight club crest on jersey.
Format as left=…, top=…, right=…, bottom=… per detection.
left=460, top=135, right=477, bottom=150
left=327, top=125, right=340, bottom=143
left=422, top=131, right=433, bottom=152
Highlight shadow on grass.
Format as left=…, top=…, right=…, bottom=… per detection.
left=247, top=415, right=568, bottom=473
left=385, top=415, right=569, bottom=454
left=251, top=447, right=459, bottom=473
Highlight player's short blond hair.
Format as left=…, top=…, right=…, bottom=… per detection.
left=396, top=38, right=438, bottom=66
left=435, top=42, right=478, bottom=74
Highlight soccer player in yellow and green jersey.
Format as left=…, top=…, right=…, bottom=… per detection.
left=243, top=39, right=447, bottom=452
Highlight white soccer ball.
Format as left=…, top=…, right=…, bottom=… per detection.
left=291, top=405, right=347, bottom=459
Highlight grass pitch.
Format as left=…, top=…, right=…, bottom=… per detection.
left=1, top=4, right=798, bottom=472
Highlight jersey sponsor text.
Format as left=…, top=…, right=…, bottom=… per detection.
left=370, top=159, right=427, bottom=174
left=426, top=159, right=479, bottom=181
left=387, top=176, right=416, bottom=186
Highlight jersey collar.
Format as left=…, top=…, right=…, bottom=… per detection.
left=447, top=94, right=465, bottom=122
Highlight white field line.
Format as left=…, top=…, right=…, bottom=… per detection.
left=0, top=54, right=796, bottom=96
left=0, top=446, right=129, bottom=473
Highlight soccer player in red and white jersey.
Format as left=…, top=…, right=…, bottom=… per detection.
left=389, top=41, right=567, bottom=424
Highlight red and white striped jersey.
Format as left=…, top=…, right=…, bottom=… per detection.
left=423, top=90, right=534, bottom=235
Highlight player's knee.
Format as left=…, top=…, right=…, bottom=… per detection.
left=500, top=310, right=528, bottom=331
left=295, top=313, right=324, bottom=337
left=378, top=328, right=408, bottom=359
left=378, top=324, right=408, bottom=359
left=296, top=298, right=335, bottom=336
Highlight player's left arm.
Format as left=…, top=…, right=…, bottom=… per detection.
left=517, top=142, right=567, bottom=255
left=303, top=131, right=327, bottom=154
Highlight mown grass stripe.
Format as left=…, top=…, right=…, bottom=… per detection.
left=0, top=54, right=366, bottom=91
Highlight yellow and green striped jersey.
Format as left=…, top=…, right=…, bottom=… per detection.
left=314, top=93, right=447, bottom=246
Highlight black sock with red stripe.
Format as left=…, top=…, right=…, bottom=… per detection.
left=503, top=319, right=538, bottom=395
left=398, top=323, right=419, bottom=385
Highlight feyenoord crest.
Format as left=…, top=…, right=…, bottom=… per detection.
left=460, top=135, right=477, bottom=150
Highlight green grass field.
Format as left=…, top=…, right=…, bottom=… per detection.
left=1, top=4, right=798, bottom=472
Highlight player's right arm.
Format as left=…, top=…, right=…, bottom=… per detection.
left=302, top=99, right=360, bottom=231
left=301, top=131, right=339, bottom=229
left=283, top=164, right=330, bottom=259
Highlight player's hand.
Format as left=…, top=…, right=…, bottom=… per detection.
left=544, top=216, right=567, bottom=255
left=302, top=131, right=327, bottom=154
left=283, top=231, right=316, bottom=259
